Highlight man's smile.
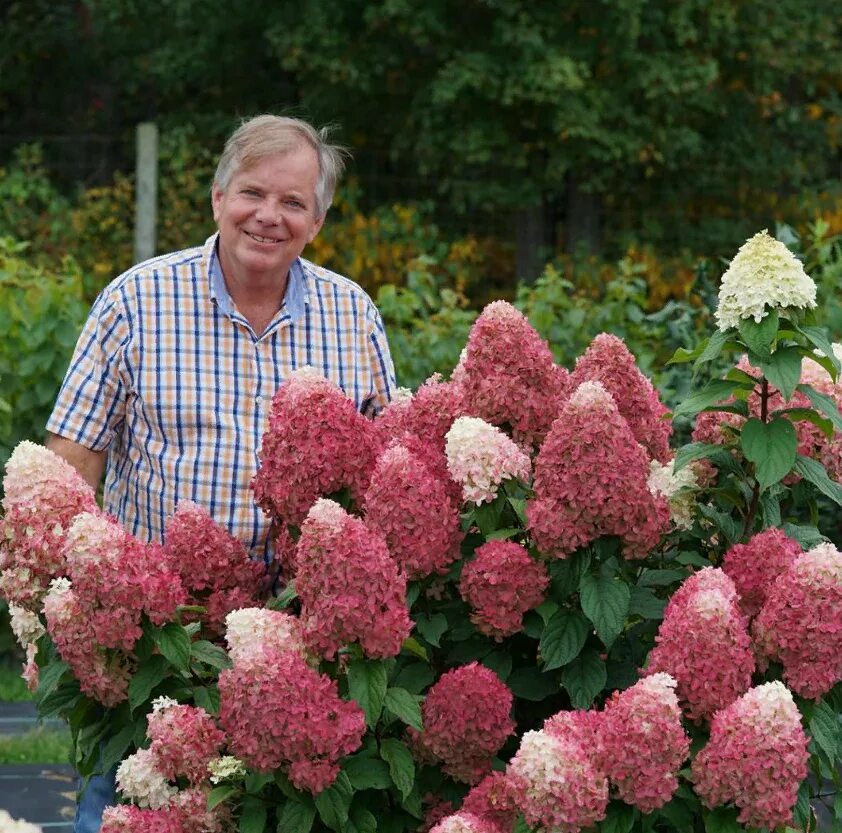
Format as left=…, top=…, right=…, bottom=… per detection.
left=244, top=230, right=284, bottom=244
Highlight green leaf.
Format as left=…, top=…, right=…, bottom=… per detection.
left=760, top=490, right=783, bottom=527
left=792, top=455, right=842, bottom=506
left=676, top=550, right=713, bottom=568
left=507, top=666, right=560, bottom=701
left=400, top=637, right=428, bottom=661
left=153, top=622, right=192, bottom=671
left=99, top=725, right=135, bottom=772
left=380, top=738, right=415, bottom=799
left=738, top=308, right=779, bottom=358
left=207, top=784, right=237, bottom=810
left=637, top=569, right=688, bottom=588
left=414, top=613, right=448, bottom=647
left=601, top=802, right=635, bottom=833
left=668, top=343, right=704, bottom=364
left=273, top=579, right=298, bottom=609
left=659, top=797, right=695, bottom=831
left=38, top=682, right=82, bottom=719
left=485, top=527, right=521, bottom=541
left=547, top=550, right=592, bottom=600
left=810, top=700, right=842, bottom=762
left=193, top=684, right=220, bottom=715
left=673, top=379, right=753, bottom=419
left=778, top=407, right=834, bottom=439
left=481, top=649, right=513, bottom=681
left=277, top=800, right=316, bottom=833
left=393, top=662, right=435, bottom=695
left=793, top=779, right=812, bottom=829
left=539, top=608, right=589, bottom=670
left=578, top=574, right=630, bottom=649
left=128, top=655, right=169, bottom=711
left=782, top=522, right=825, bottom=549
left=350, top=808, right=377, bottom=833
left=703, top=806, right=742, bottom=833
left=694, top=330, right=733, bottom=366
left=314, top=771, right=353, bottom=831
left=759, top=346, right=803, bottom=400
left=348, top=659, right=389, bottom=728
left=795, top=324, right=841, bottom=376
left=798, top=383, right=842, bottom=432
left=474, top=498, right=503, bottom=536
left=512, top=816, right=531, bottom=833
left=345, top=756, right=392, bottom=790
left=191, top=640, right=233, bottom=670
left=561, top=649, right=606, bottom=709
left=673, top=442, right=732, bottom=472
left=628, top=586, right=666, bottom=620
left=36, top=660, right=70, bottom=701
left=384, top=687, right=422, bottom=730
left=740, top=417, right=797, bottom=489
left=240, top=798, right=267, bottom=833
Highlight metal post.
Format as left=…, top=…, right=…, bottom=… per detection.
left=134, top=122, right=158, bottom=263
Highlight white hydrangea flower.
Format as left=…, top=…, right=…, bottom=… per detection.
left=8, top=603, right=45, bottom=647
left=115, top=748, right=177, bottom=809
left=151, top=695, right=179, bottom=713
left=0, top=809, right=43, bottom=833
left=715, top=230, right=817, bottom=331
left=46, top=576, right=72, bottom=595
left=647, top=459, right=699, bottom=531
left=224, top=607, right=305, bottom=666
left=208, top=755, right=248, bottom=784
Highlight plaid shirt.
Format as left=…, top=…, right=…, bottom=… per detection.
left=47, top=234, right=395, bottom=559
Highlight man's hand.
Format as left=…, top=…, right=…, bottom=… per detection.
left=46, top=434, right=107, bottom=492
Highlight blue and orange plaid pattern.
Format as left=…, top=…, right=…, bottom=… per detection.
left=48, top=234, right=396, bottom=560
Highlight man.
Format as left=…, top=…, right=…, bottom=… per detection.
left=46, top=115, right=396, bottom=832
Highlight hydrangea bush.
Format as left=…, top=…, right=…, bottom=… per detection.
left=2, top=230, right=842, bottom=832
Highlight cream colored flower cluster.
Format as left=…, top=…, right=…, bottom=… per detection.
left=715, top=230, right=816, bottom=331
left=0, top=810, right=43, bottom=833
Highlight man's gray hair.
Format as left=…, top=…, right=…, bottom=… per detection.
left=213, top=115, right=348, bottom=218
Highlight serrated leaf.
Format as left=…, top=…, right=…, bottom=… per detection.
left=539, top=608, right=589, bottom=670
left=507, top=666, right=560, bottom=701
left=673, top=442, right=733, bottom=472
left=760, top=490, right=782, bottom=527
left=759, top=346, right=803, bottom=400
left=782, top=522, right=825, bottom=549
left=778, top=407, right=834, bottom=439
left=676, top=550, right=713, bottom=568
left=348, top=659, right=388, bottom=728
left=193, top=684, right=220, bottom=715
left=740, top=417, right=797, bottom=489
left=154, top=622, right=192, bottom=671
left=600, top=802, right=635, bottom=833
left=547, top=550, right=592, bottom=600
left=668, top=343, right=705, bottom=364
left=380, top=738, right=415, bottom=799
left=274, top=580, right=298, bottom=609
left=277, top=800, right=316, bottom=833
left=578, top=574, right=630, bottom=649
left=798, top=383, right=842, bottom=432
left=561, top=649, right=606, bottom=709
left=345, top=756, right=392, bottom=790
left=694, top=329, right=733, bottom=366
left=485, top=527, right=521, bottom=541
left=673, top=379, right=753, bottom=419
left=36, top=660, right=70, bottom=702
left=810, top=700, right=842, bottom=762
left=738, top=309, right=779, bottom=358
left=795, top=324, right=841, bottom=376
left=414, top=613, right=448, bottom=647
left=394, top=662, right=435, bottom=694
left=99, top=724, right=135, bottom=772
left=637, top=569, right=688, bottom=588
left=207, top=784, right=237, bottom=810
left=703, top=806, right=742, bottom=833
left=628, top=586, right=666, bottom=620
left=240, top=798, right=267, bottom=833
left=793, top=455, right=842, bottom=506
left=507, top=497, right=528, bottom=526
left=512, top=816, right=531, bottom=833
left=314, top=771, right=353, bottom=831
left=793, top=779, right=812, bottom=829
left=350, top=808, right=377, bottom=833
left=191, top=640, right=232, bottom=670
left=384, top=687, right=422, bottom=730
left=400, top=637, right=428, bottom=661
left=128, top=654, right=169, bottom=711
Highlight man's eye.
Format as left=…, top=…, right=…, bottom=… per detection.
left=241, top=188, right=260, bottom=196
left=286, top=199, right=305, bottom=209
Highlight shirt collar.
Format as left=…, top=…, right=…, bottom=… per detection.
left=207, top=233, right=308, bottom=324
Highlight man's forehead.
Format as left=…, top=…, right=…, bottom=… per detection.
left=237, top=144, right=320, bottom=179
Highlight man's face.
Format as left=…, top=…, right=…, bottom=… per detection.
left=211, top=144, right=325, bottom=286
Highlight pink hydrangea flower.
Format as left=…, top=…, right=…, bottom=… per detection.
left=753, top=543, right=842, bottom=698
left=459, top=541, right=549, bottom=639
left=363, top=443, right=463, bottom=579
left=295, top=498, right=411, bottom=659
left=461, top=771, right=518, bottom=833
left=444, top=417, right=531, bottom=505
left=164, top=501, right=268, bottom=634
left=419, top=662, right=515, bottom=784
left=147, top=701, right=225, bottom=785
left=21, top=643, right=38, bottom=693
left=453, top=301, right=570, bottom=447
left=595, top=673, right=689, bottom=812
left=692, top=682, right=809, bottom=830
left=101, top=805, right=182, bottom=833
left=224, top=607, right=306, bottom=666
left=645, top=568, right=755, bottom=722
left=506, top=726, right=608, bottom=833
left=526, top=381, right=670, bottom=559
left=569, top=333, right=672, bottom=463
left=722, top=527, right=802, bottom=618
left=251, top=367, right=380, bottom=526
left=218, top=645, right=365, bottom=793
left=428, top=812, right=502, bottom=833
left=0, top=441, right=98, bottom=608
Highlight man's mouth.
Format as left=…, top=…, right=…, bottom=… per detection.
left=245, top=230, right=283, bottom=244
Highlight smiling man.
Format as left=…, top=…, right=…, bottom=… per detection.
left=45, top=115, right=396, bottom=833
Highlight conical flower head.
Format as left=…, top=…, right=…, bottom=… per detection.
left=363, top=444, right=463, bottom=579
left=569, top=333, right=672, bottom=462
left=595, top=673, right=690, bottom=812
left=646, top=568, right=755, bottom=721
left=251, top=367, right=380, bottom=526
left=0, top=441, right=99, bottom=608
left=526, top=382, right=670, bottom=559
left=455, top=301, right=570, bottom=447
left=752, top=542, right=842, bottom=698
left=715, top=230, right=817, bottom=331
left=691, top=682, right=809, bottom=830
left=295, top=498, right=412, bottom=659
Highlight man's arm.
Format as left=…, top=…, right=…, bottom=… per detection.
left=46, top=434, right=107, bottom=492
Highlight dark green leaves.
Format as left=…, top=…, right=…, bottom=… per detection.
left=740, top=417, right=797, bottom=489
left=673, top=379, right=754, bottom=419
left=540, top=608, right=589, bottom=670
left=380, top=738, right=415, bottom=799
left=414, top=613, right=448, bottom=647
left=277, top=800, right=316, bottom=833
left=314, top=772, right=353, bottom=831
left=793, top=455, right=842, bottom=506
left=383, top=687, right=422, bottom=731
left=190, top=640, right=232, bottom=670
left=153, top=623, right=191, bottom=671
left=579, top=574, right=630, bottom=649
left=759, top=346, right=802, bottom=400
left=128, top=655, right=169, bottom=711
left=798, top=383, right=842, bottom=432
left=738, top=309, right=779, bottom=358
left=561, top=649, right=606, bottom=709
left=347, top=659, right=388, bottom=728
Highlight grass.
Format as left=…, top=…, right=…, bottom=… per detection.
left=0, top=726, right=72, bottom=764
left=0, top=663, right=34, bottom=702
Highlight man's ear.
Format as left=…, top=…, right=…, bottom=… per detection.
left=211, top=186, right=223, bottom=222
left=307, top=213, right=326, bottom=243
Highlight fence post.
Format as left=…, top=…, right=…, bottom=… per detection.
left=134, top=122, right=158, bottom=263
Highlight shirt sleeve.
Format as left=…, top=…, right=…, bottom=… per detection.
left=46, top=285, right=131, bottom=451
left=362, top=301, right=397, bottom=417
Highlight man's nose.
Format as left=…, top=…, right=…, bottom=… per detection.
left=255, top=199, right=282, bottom=225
